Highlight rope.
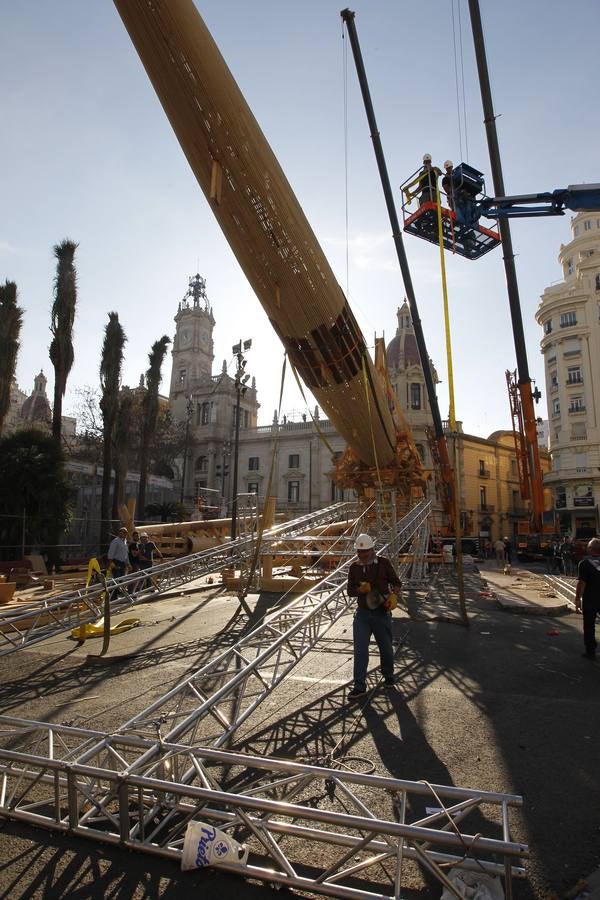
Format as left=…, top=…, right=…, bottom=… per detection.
left=434, top=182, right=457, bottom=432
left=289, top=361, right=335, bottom=454
left=238, top=353, right=288, bottom=602
left=361, top=355, right=383, bottom=491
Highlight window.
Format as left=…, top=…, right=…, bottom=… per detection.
left=288, top=453, right=300, bottom=468
left=567, top=366, right=582, bottom=384
left=555, top=486, right=566, bottom=509
left=288, top=480, right=300, bottom=503
left=566, top=258, right=574, bottom=275
left=410, top=383, right=421, bottom=410
left=584, top=220, right=591, bottom=231
left=560, top=311, right=577, bottom=328
left=568, top=395, right=585, bottom=412
left=553, top=399, right=561, bottom=415
left=201, top=401, right=211, bottom=425
left=572, top=422, right=587, bottom=440
left=479, top=486, right=487, bottom=510
left=478, top=459, right=487, bottom=476
left=243, top=409, right=249, bottom=429
left=195, top=455, right=208, bottom=473
left=247, top=482, right=259, bottom=495
left=543, top=319, right=552, bottom=334
left=550, top=371, right=558, bottom=387
left=179, top=368, right=187, bottom=385
left=415, top=444, right=425, bottom=462
left=563, top=338, right=580, bottom=356
left=510, top=459, right=518, bottom=475
left=595, top=274, right=600, bottom=292
left=248, top=456, right=259, bottom=470
left=331, top=481, right=344, bottom=502
left=574, top=225, right=579, bottom=237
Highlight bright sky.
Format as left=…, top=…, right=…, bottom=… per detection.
left=2, top=1, right=598, bottom=437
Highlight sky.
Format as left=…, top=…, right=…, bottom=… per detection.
left=2, top=0, right=599, bottom=438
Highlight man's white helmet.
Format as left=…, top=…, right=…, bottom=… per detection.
left=422, top=153, right=432, bottom=163
left=355, top=533, right=374, bottom=550
left=444, top=160, right=453, bottom=169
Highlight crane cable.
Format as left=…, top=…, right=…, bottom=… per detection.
left=451, top=0, right=470, bottom=164
left=434, top=182, right=457, bottom=432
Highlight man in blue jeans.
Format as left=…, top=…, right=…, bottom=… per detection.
left=347, top=533, right=402, bottom=700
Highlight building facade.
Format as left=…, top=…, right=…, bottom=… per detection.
left=536, top=211, right=600, bottom=539
left=169, top=279, right=544, bottom=541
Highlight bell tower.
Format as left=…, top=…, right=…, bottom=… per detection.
left=169, top=274, right=215, bottom=409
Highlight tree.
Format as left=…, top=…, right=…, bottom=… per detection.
left=99, top=312, right=126, bottom=549
left=0, top=281, right=24, bottom=436
left=112, top=388, right=134, bottom=520
left=49, top=239, right=78, bottom=443
left=0, top=429, right=73, bottom=561
left=138, top=335, right=171, bottom=518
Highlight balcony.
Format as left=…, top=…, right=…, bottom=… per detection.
left=570, top=433, right=588, bottom=441
left=479, top=503, right=495, bottom=513
left=566, top=375, right=583, bottom=385
left=478, top=468, right=491, bottom=479
left=568, top=406, right=586, bottom=414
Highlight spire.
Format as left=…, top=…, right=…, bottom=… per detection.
left=181, top=273, right=211, bottom=313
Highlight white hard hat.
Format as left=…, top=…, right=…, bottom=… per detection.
left=422, top=153, right=432, bottom=163
left=355, top=533, right=374, bottom=550
left=444, top=160, right=453, bottom=169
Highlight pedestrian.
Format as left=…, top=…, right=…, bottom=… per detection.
left=418, top=153, right=441, bottom=206
left=107, top=526, right=129, bottom=579
left=347, top=533, right=402, bottom=700
left=494, top=538, right=505, bottom=568
left=561, top=537, right=574, bottom=576
left=574, top=537, right=600, bottom=660
left=129, top=529, right=142, bottom=572
left=503, top=536, right=512, bottom=565
left=138, top=532, right=163, bottom=589
left=552, top=540, right=562, bottom=574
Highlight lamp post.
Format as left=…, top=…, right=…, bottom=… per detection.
left=180, top=393, right=194, bottom=506
left=231, top=339, right=252, bottom=540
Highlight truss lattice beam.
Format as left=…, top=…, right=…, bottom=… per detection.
left=0, top=502, right=355, bottom=657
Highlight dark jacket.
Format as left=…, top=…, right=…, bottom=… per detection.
left=348, top=554, right=401, bottom=609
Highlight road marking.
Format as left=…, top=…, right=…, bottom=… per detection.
left=287, top=675, right=348, bottom=685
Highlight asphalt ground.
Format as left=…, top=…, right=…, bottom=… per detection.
left=0, top=564, right=598, bottom=899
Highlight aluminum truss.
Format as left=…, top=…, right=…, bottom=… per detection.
left=3, top=500, right=517, bottom=900
left=0, top=502, right=356, bottom=658
left=404, top=518, right=430, bottom=586
left=0, top=717, right=527, bottom=900
left=542, top=574, right=576, bottom=608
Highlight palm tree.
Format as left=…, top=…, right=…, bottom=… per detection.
left=99, top=312, right=126, bottom=549
left=0, top=281, right=24, bottom=436
left=138, top=335, right=171, bottom=518
left=49, top=239, right=78, bottom=443
left=111, top=388, right=134, bottom=521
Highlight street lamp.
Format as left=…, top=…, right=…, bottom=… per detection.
left=231, top=339, right=252, bottom=540
left=180, top=393, right=194, bottom=506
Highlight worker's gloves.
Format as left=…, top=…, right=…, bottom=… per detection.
left=383, top=593, right=398, bottom=611
left=358, top=581, right=372, bottom=594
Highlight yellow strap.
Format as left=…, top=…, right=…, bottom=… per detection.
left=71, top=617, right=141, bottom=641
left=361, top=354, right=383, bottom=490
left=435, top=182, right=457, bottom=431
left=85, top=557, right=101, bottom=588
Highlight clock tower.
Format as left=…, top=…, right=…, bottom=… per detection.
left=169, top=273, right=215, bottom=416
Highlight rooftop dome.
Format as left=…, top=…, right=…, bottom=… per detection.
left=386, top=301, right=421, bottom=370
left=21, top=371, right=52, bottom=425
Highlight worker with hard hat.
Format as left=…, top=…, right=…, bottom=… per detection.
left=418, top=153, right=441, bottom=206
left=346, top=533, right=402, bottom=700
left=441, top=160, right=455, bottom=210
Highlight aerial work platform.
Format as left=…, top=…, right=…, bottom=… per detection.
left=403, top=200, right=501, bottom=259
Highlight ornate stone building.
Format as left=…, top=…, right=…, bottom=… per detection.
left=536, top=211, right=600, bottom=538
left=3, top=371, right=76, bottom=439
left=170, top=276, right=544, bottom=542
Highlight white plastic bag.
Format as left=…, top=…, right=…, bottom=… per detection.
left=181, top=821, right=249, bottom=870
left=440, top=868, right=504, bottom=900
